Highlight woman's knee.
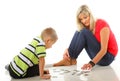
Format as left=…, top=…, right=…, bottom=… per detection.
left=80, top=28, right=91, bottom=34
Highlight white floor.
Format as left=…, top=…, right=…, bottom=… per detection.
left=1, top=59, right=120, bottom=81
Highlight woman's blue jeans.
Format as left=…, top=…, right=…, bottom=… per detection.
left=68, top=28, right=114, bottom=66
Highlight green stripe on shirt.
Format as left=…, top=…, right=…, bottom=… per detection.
left=14, top=56, right=28, bottom=71
left=36, top=45, right=46, bottom=57
left=21, top=48, right=39, bottom=64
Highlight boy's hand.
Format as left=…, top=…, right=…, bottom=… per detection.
left=40, top=74, right=51, bottom=79
left=44, top=70, right=49, bottom=74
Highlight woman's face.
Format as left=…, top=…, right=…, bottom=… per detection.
left=78, top=13, right=90, bottom=27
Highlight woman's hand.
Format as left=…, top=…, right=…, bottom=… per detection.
left=81, top=63, right=92, bottom=70
left=63, top=48, right=70, bottom=60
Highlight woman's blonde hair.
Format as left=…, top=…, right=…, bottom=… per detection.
left=76, top=5, right=95, bottom=31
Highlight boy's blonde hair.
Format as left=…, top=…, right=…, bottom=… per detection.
left=76, top=5, right=95, bottom=31
left=41, top=27, right=58, bottom=42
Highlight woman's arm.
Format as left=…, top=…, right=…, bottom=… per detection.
left=92, top=27, right=110, bottom=64
left=81, top=27, right=110, bottom=70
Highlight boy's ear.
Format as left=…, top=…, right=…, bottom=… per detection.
left=45, top=37, right=51, bottom=43
left=46, top=39, right=50, bottom=43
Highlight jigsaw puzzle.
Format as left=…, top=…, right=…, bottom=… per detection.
left=50, top=68, right=91, bottom=78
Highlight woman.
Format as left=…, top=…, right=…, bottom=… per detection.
left=53, top=5, right=118, bottom=70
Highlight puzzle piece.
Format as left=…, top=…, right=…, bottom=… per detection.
left=52, top=76, right=58, bottom=78
left=51, top=68, right=91, bottom=77
left=77, top=70, right=91, bottom=76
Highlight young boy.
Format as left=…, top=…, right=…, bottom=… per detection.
left=5, top=27, right=58, bottom=79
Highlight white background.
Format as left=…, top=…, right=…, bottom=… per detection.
left=0, top=0, right=120, bottom=68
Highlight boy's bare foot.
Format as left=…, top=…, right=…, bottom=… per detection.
left=5, top=64, right=9, bottom=71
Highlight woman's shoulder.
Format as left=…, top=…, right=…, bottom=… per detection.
left=95, top=18, right=109, bottom=29
left=96, top=18, right=107, bottom=24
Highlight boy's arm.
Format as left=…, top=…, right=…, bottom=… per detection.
left=39, top=57, right=45, bottom=77
left=39, top=57, right=51, bottom=79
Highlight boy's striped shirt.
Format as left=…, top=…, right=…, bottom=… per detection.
left=10, top=37, right=46, bottom=76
